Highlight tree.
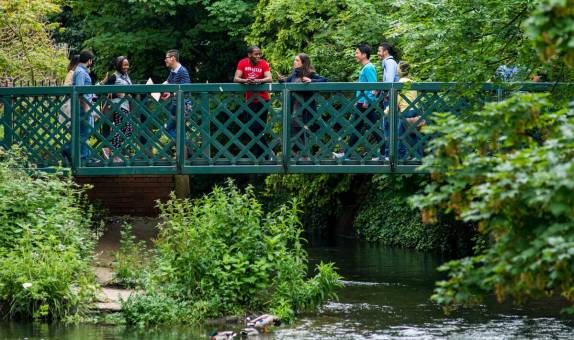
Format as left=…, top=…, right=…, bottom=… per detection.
left=247, top=0, right=392, bottom=81
left=389, top=0, right=557, bottom=82
left=0, top=0, right=68, bottom=83
left=69, top=0, right=258, bottom=83
left=410, top=0, right=574, bottom=313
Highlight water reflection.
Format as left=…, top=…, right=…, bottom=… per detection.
left=277, top=237, right=574, bottom=339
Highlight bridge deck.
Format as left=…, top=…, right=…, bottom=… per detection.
left=0, top=82, right=562, bottom=175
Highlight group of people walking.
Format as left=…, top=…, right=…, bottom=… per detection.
left=63, top=42, right=422, bottom=162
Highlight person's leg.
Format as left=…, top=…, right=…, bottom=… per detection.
left=248, top=101, right=268, bottom=158
left=79, top=108, right=93, bottom=160
left=165, top=102, right=177, bottom=140
left=365, top=107, right=382, bottom=157
left=112, top=110, right=121, bottom=150
left=301, top=101, right=314, bottom=157
left=290, top=100, right=304, bottom=156
left=347, top=102, right=366, bottom=155
left=118, top=107, right=133, bottom=160
left=400, top=109, right=419, bottom=160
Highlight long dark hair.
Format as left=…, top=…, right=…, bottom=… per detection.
left=296, top=53, right=315, bottom=78
left=67, top=54, right=80, bottom=71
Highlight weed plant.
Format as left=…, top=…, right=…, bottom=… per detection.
left=112, top=223, right=148, bottom=288
left=0, top=147, right=99, bottom=321
left=122, top=180, right=342, bottom=326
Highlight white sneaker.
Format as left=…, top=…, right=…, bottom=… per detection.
left=371, top=157, right=380, bottom=161
left=332, top=152, right=345, bottom=159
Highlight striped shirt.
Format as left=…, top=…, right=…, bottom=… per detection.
left=166, top=64, right=191, bottom=85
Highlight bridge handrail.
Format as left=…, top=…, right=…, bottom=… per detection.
left=0, top=82, right=571, bottom=175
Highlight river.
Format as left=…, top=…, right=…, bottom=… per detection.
left=1, top=237, right=573, bottom=339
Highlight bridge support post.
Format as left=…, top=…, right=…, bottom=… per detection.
left=174, top=175, right=190, bottom=199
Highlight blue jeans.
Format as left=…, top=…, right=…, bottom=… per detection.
left=165, top=99, right=193, bottom=140
left=383, top=109, right=416, bottom=160
left=347, top=102, right=383, bottom=155
left=165, top=102, right=177, bottom=140
left=398, top=109, right=422, bottom=159
left=63, top=108, right=94, bottom=161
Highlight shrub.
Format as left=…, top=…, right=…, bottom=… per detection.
left=0, top=147, right=96, bottom=258
left=0, top=237, right=97, bottom=321
left=123, top=180, right=342, bottom=326
left=0, top=147, right=99, bottom=321
left=354, top=175, right=476, bottom=254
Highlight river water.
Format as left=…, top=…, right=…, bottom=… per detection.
left=1, top=237, right=573, bottom=339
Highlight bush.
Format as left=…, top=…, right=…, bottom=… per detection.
left=412, top=93, right=574, bottom=313
left=0, top=147, right=98, bottom=321
left=354, top=175, right=475, bottom=254
left=0, top=238, right=97, bottom=321
left=122, top=180, right=342, bottom=326
left=0, top=148, right=96, bottom=258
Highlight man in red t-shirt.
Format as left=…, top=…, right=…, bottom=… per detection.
left=234, top=46, right=273, bottom=159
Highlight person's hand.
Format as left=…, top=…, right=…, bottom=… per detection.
left=302, top=76, right=312, bottom=83
left=160, top=92, right=171, bottom=100
left=362, top=103, right=368, bottom=109
left=101, top=72, right=109, bottom=85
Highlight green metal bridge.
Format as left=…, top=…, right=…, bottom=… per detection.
left=0, top=82, right=560, bottom=175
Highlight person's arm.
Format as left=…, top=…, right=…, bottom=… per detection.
left=73, top=71, right=91, bottom=111
left=258, top=70, right=272, bottom=84
left=161, top=72, right=173, bottom=99
left=179, top=69, right=191, bottom=84
left=64, top=70, right=74, bottom=86
left=309, top=73, right=327, bottom=82
left=364, top=65, right=378, bottom=104
left=234, top=69, right=248, bottom=84
left=102, top=74, right=116, bottom=85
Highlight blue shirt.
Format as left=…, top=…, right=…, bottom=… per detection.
left=356, top=62, right=378, bottom=104
left=73, top=64, right=94, bottom=103
left=166, top=64, right=191, bottom=85
left=382, top=57, right=399, bottom=83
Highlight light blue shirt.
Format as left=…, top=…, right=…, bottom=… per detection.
left=382, top=56, right=399, bottom=83
left=73, top=64, right=94, bottom=103
left=356, top=62, right=378, bottom=104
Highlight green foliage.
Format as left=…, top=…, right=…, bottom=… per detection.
left=122, top=181, right=342, bottom=326
left=525, top=0, right=574, bottom=67
left=0, top=147, right=96, bottom=257
left=0, top=237, right=97, bottom=321
left=354, top=175, right=475, bottom=254
left=411, top=93, right=574, bottom=312
left=0, top=0, right=68, bottom=82
left=247, top=0, right=391, bottom=81
left=390, top=0, right=539, bottom=82
left=112, top=223, right=148, bottom=288
left=264, top=174, right=354, bottom=229
left=121, top=292, right=191, bottom=327
left=69, top=0, right=258, bottom=82
left=0, top=147, right=98, bottom=321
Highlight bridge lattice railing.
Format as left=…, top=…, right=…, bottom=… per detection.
left=0, top=83, right=562, bottom=174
